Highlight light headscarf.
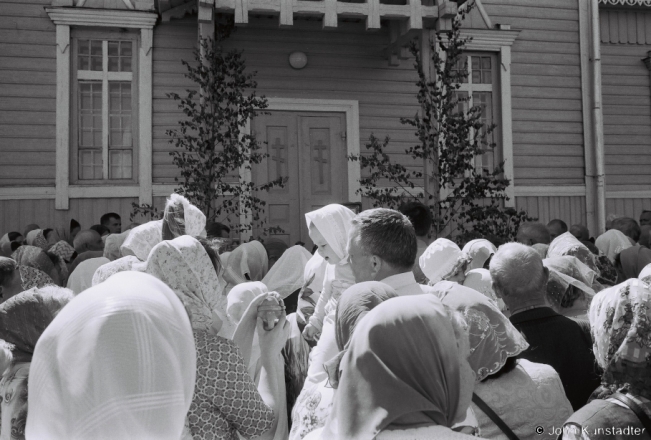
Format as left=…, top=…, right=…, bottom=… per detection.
left=18, top=266, right=54, bottom=291
left=226, top=281, right=268, bottom=324
left=297, top=252, right=328, bottom=324
left=11, top=245, right=54, bottom=275
left=26, top=229, right=48, bottom=250
left=224, top=241, right=268, bottom=285
left=0, top=234, right=9, bottom=246
left=419, top=238, right=470, bottom=284
left=120, top=220, right=163, bottom=261
left=543, top=256, right=596, bottom=309
left=91, top=256, right=143, bottom=286
left=590, top=279, right=651, bottom=394
left=48, top=240, right=76, bottom=263
left=640, top=263, right=651, bottom=283
left=595, top=229, right=633, bottom=264
left=103, top=230, right=131, bottom=261
left=531, top=243, right=549, bottom=260
left=548, top=232, right=599, bottom=272
left=462, top=268, right=507, bottom=313
left=619, top=246, right=651, bottom=281
left=26, top=272, right=196, bottom=439
left=439, top=284, right=528, bottom=381
left=305, top=204, right=356, bottom=261
left=0, top=286, right=73, bottom=363
left=324, top=282, right=398, bottom=388
left=67, top=257, right=110, bottom=295
left=261, top=245, right=312, bottom=299
left=143, top=235, right=228, bottom=334
left=462, top=239, right=497, bottom=271
left=323, top=295, right=464, bottom=439
left=162, top=193, right=207, bottom=239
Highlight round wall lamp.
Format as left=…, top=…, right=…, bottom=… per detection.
left=289, top=51, right=308, bottom=70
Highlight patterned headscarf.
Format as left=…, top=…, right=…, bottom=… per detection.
left=91, top=256, right=143, bottom=286
left=462, top=239, right=497, bottom=271
left=462, top=268, right=507, bottom=313
left=543, top=255, right=597, bottom=308
left=420, top=238, right=470, bottom=284
left=120, top=220, right=163, bottom=261
left=48, top=240, right=76, bottom=263
left=25, top=230, right=48, bottom=250
left=19, top=266, right=55, bottom=291
left=224, top=241, right=269, bottom=285
left=11, top=246, right=54, bottom=275
left=439, top=284, right=529, bottom=381
left=143, top=236, right=228, bottom=334
left=46, top=219, right=80, bottom=247
left=162, top=194, right=207, bottom=240
left=640, top=264, right=651, bottom=284
left=305, top=204, right=356, bottom=261
left=261, top=245, right=312, bottom=299
left=596, top=229, right=633, bottom=264
left=548, top=232, right=599, bottom=272
left=323, top=295, right=464, bottom=438
left=0, top=286, right=73, bottom=362
left=26, top=272, right=196, bottom=439
left=590, top=279, right=651, bottom=394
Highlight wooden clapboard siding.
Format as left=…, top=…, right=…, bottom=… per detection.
left=515, top=196, right=587, bottom=226
left=601, top=39, right=651, bottom=190
left=482, top=0, right=586, bottom=186
left=0, top=0, right=56, bottom=186
left=606, top=198, right=651, bottom=220
left=152, top=16, right=421, bottom=183
left=0, top=198, right=137, bottom=235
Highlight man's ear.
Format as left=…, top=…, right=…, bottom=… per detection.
left=370, top=255, right=382, bottom=277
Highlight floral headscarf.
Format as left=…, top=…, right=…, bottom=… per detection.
left=595, top=229, right=633, bottom=264
left=261, top=245, right=312, bottom=299
left=589, top=279, right=651, bottom=394
left=11, top=246, right=54, bottom=275
left=143, top=235, right=228, bottom=334
left=439, top=284, right=528, bottom=381
left=420, top=238, right=470, bottom=284
left=46, top=219, right=79, bottom=247
left=120, top=220, right=163, bottom=261
left=161, top=194, right=207, bottom=240
left=305, top=204, right=356, bottom=261
left=47, top=241, right=76, bottom=263
left=18, top=266, right=55, bottom=291
left=548, top=232, right=599, bottom=272
left=0, top=286, right=73, bottom=362
left=640, top=263, right=651, bottom=284
left=224, top=241, right=269, bottom=285
left=462, top=239, right=497, bottom=271
left=25, top=230, right=48, bottom=250
left=91, top=256, right=143, bottom=286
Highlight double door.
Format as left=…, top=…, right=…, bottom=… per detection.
left=253, top=111, right=348, bottom=248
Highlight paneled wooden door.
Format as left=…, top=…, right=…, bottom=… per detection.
left=253, top=111, right=348, bottom=247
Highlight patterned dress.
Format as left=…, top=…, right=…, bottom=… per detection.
left=187, top=331, right=274, bottom=440
left=0, top=362, right=29, bottom=440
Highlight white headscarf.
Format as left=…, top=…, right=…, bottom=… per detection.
left=419, top=238, right=467, bottom=284
left=596, top=229, right=633, bottom=263
left=227, top=281, right=268, bottom=324
left=462, top=268, right=507, bottom=313
left=120, top=220, right=163, bottom=261
left=67, top=257, right=110, bottom=295
left=462, top=239, right=497, bottom=271
left=640, top=263, right=651, bottom=284
left=305, top=204, right=356, bottom=261
left=297, top=252, right=328, bottom=324
left=92, top=256, right=143, bottom=286
left=143, top=235, right=229, bottom=336
left=26, top=271, right=196, bottom=440
left=262, top=245, right=312, bottom=299
left=224, top=241, right=269, bottom=285
left=163, top=193, right=207, bottom=238
left=104, top=230, right=131, bottom=261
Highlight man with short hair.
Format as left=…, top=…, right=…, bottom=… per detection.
left=347, top=208, right=430, bottom=296
left=611, top=217, right=641, bottom=245
left=640, top=210, right=651, bottom=227
left=0, top=257, right=23, bottom=303
left=546, top=219, right=568, bottom=241
left=490, top=243, right=600, bottom=410
left=516, top=222, right=551, bottom=246
left=100, top=212, right=122, bottom=234
left=73, top=230, right=105, bottom=255
left=569, top=224, right=590, bottom=242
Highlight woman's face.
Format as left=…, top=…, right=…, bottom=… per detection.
left=309, top=223, right=341, bottom=264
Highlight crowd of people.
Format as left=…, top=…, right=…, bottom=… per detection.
left=0, top=195, right=650, bottom=439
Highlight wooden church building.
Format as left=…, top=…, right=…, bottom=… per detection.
left=0, top=0, right=650, bottom=244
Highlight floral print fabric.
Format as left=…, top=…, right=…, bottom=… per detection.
left=0, top=362, right=29, bottom=440
left=289, top=381, right=335, bottom=440
left=120, top=220, right=163, bottom=261
left=18, top=266, right=53, bottom=291
left=91, top=256, right=142, bottom=286
left=187, top=331, right=274, bottom=440
left=590, top=279, right=651, bottom=392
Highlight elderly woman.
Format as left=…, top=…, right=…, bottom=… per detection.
left=143, top=236, right=287, bottom=440
left=11, top=245, right=64, bottom=286
left=563, top=279, right=651, bottom=439
left=290, top=282, right=398, bottom=440
left=26, top=272, right=196, bottom=439
left=543, top=255, right=598, bottom=320
left=0, top=286, right=73, bottom=440
left=462, top=239, right=497, bottom=271
left=438, top=284, right=573, bottom=440
left=420, top=238, right=472, bottom=285
left=305, top=294, right=478, bottom=439
left=0, top=258, right=54, bottom=304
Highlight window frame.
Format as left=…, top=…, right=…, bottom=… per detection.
left=70, top=28, right=140, bottom=185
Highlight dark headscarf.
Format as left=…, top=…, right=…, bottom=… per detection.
left=0, top=286, right=73, bottom=362
left=324, top=282, right=398, bottom=387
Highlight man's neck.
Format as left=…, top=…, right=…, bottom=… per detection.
left=507, top=297, right=549, bottom=316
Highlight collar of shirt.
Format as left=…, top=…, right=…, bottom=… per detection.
left=380, top=271, right=422, bottom=296
left=509, top=306, right=559, bottom=325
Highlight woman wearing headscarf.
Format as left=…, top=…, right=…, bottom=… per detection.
left=290, top=282, right=398, bottom=440
left=24, top=229, right=48, bottom=250
left=26, top=272, right=197, bottom=439
left=543, top=255, right=597, bottom=320
left=11, top=245, right=62, bottom=285
left=120, top=193, right=206, bottom=261
left=262, top=245, right=313, bottom=313
left=46, top=219, right=80, bottom=247
left=66, top=256, right=110, bottom=295
left=462, top=268, right=508, bottom=314
left=91, top=255, right=142, bottom=286
left=641, top=263, right=651, bottom=284
left=0, top=232, right=23, bottom=248
left=305, top=294, right=477, bottom=440
left=462, top=239, right=497, bottom=271
left=562, top=279, right=651, bottom=439
left=595, top=229, right=633, bottom=264
left=548, top=232, right=599, bottom=272
left=616, top=245, right=651, bottom=281
left=420, top=238, right=473, bottom=285
left=438, top=285, right=573, bottom=440
left=297, top=253, right=327, bottom=332
left=264, top=238, right=290, bottom=269
left=103, top=230, right=131, bottom=261
left=224, top=241, right=269, bottom=287
left=0, top=285, right=73, bottom=440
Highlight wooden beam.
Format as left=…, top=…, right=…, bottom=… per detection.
left=408, top=0, right=422, bottom=31
left=235, top=0, right=249, bottom=24
left=366, top=0, right=380, bottom=30
left=280, top=0, right=293, bottom=27
left=435, top=0, right=456, bottom=32
left=139, top=28, right=154, bottom=207
left=161, top=0, right=198, bottom=21
left=55, top=24, right=70, bottom=210
left=199, top=0, right=214, bottom=23
left=323, top=0, right=337, bottom=28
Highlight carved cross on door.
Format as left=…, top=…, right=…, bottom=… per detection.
left=313, top=139, right=328, bottom=184
left=271, top=137, right=286, bottom=178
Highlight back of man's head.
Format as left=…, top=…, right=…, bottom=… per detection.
left=569, top=224, right=590, bottom=242
left=351, top=208, right=417, bottom=271
left=612, top=217, right=641, bottom=242
left=73, top=230, right=104, bottom=254
left=516, top=222, right=551, bottom=246
left=490, top=243, right=548, bottom=309
left=0, top=257, right=17, bottom=287
left=100, top=212, right=121, bottom=234
left=547, top=219, right=568, bottom=240
left=398, top=202, right=432, bottom=238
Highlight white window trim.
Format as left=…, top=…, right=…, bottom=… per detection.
left=46, top=7, right=157, bottom=210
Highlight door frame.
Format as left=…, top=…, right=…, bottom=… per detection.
left=240, top=98, right=361, bottom=240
